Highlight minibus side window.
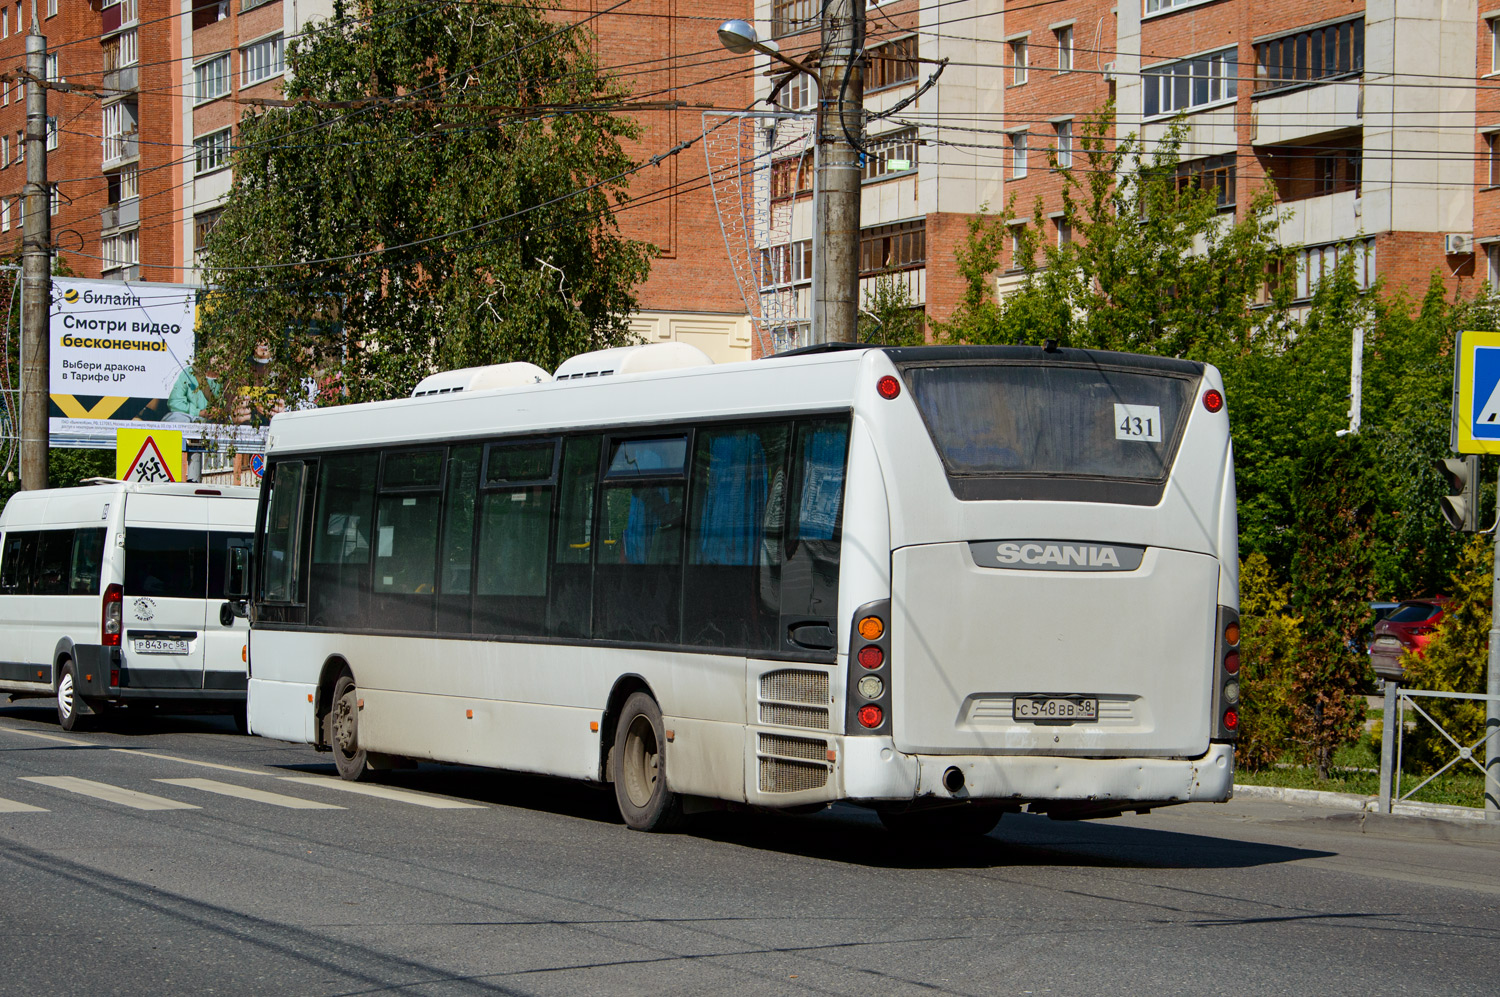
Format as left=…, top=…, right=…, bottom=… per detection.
left=1, top=530, right=37, bottom=594
left=34, top=529, right=76, bottom=596
left=70, top=528, right=105, bottom=596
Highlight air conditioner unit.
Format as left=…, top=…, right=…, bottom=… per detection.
left=1102, top=61, right=1117, bottom=82
left=1445, top=233, right=1474, bottom=255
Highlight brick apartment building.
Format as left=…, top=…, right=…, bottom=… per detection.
left=752, top=0, right=1489, bottom=336
left=0, top=0, right=755, bottom=363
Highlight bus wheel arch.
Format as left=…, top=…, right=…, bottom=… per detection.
left=314, top=656, right=352, bottom=747
left=598, top=675, right=653, bottom=783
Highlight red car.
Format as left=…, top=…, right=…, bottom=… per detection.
left=1368, top=598, right=1447, bottom=681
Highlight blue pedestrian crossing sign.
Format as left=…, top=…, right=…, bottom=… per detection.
left=1454, top=330, right=1500, bottom=453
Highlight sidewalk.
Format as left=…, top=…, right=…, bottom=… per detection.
left=1233, top=782, right=1491, bottom=822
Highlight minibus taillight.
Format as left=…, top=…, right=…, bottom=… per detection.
left=876, top=375, right=901, bottom=400
left=1203, top=389, right=1225, bottom=413
left=102, top=584, right=123, bottom=647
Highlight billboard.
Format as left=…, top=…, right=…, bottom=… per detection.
left=48, top=277, right=267, bottom=449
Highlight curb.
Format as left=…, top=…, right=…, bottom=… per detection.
left=1232, top=782, right=1489, bottom=822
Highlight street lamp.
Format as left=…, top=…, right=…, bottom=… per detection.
left=716, top=20, right=817, bottom=82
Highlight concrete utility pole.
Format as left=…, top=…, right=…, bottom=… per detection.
left=1489, top=491, right=1500, bottom=819
left=813, top=0, right=864, bottom=345
left=20, top=8, right=49, bottom=490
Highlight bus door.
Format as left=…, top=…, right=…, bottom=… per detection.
left=120, top=495, right=211, bottom=692
left=203, top=530, right=254, bottom=693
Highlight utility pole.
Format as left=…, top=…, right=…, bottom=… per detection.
left=812, top=0, right=863, bottom=344
left=20, top=6, right=49, bottom=490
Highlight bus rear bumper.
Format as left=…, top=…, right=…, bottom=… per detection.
left=839, top=738, right=1235, bottom=806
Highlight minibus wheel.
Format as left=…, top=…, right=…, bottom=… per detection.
left=55, top=661, right=84, bottom=732
left=611, top=692, right=683, bottom=832
left=329, top=673, right=369, bottom=781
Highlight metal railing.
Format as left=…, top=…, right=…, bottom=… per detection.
left=1377, top=684, right=1500, bottom=817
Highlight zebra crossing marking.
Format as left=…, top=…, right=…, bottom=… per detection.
left=19, top=776, right=200, bottom=811
left=279, top=776, right=485, bottom=809
left=0, top=796, right=47, bottom=813
left=155, top=777, right=343, bottom=810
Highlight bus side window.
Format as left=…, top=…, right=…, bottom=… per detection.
left=261, top=461, right=309, bottom=605
left=435, top=445, right=481, bottom=634
left=595, top=436, right=688, bottom=644
left=70, top=528, right=106, bottom=596
left=780, top=418, right=850, bottom=645
left=310, top=452, right=379, bottom=629
left=548, top=436, right=600, bottom=639
left=684, top=423, right=789, bottom=650
left=1, top=530, right=37, bottom=595
left=473, top=440, right=556, bottom=638
left=372, top=449, right=444, bottom=632
left=34, top=529, right=76, bottom=596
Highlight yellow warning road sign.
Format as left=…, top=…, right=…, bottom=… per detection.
left=116, top=428, right=183, bottom=483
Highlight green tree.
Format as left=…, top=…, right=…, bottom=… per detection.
left=858, top=275, right=926, bottom=345
left=940, top=105, right=1294, bottom=357
left=196, top=0, right=655, bottom=416
left=1237, top=552, right=1302, bottom=771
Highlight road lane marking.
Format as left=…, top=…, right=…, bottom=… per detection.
left=112, top=749, right=267, bottom=777
left=0, top=796, right=47, bottom=813
left=278, top=776, right=485, bottom=809
left=20, top=776, right=200, bottom=811
left=0, top=725, right=94, bottom=747
left=155, top=778, right=343, bottom=810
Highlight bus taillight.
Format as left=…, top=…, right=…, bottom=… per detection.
left=847, top=599, right=892, bottom=734
left=1223, top=709, right=1239, bottom=730
left=1213, top=605, right=1240, bottom=741
left=1223, top=652, right=1239, bottom=674
left=102, top=584, right=122, bottom=648
left=857, top=704, right=884, bottom=728
left=857, top=645, right=883, bottom=669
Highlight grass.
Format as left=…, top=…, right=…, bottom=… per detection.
left=1237, top=736, right=1488, bottom=809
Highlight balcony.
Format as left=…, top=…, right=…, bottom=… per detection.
left=100, top=197, right=139, bottom=233
left=102, top=65, right=137, bottom=94
left=1252, top=80, right=1361, bottom=147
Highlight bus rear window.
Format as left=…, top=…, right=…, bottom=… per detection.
left=902, top=363, right=1195, bottom=503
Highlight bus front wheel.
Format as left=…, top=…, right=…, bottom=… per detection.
left=329, top=673, right=368, bottom=781
left=611, top=692, right=683, bottom=832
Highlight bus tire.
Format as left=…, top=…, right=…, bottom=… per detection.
left=56, top=660, right=85, bottom=732
left=611, top=692, right=683, bottom=832
left=329, top=673, right=369, bottom=782
left=878, top=805, right=1002, bottom=840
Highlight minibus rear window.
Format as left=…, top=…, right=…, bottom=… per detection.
left=125, top=528, right=208, bottom=599
left=902, top=362, right=1196, bottom=504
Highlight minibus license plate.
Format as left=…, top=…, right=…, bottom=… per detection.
left=1015, top=697, right=1098, bottom=723
left=133, top=638, right=189, bottom=655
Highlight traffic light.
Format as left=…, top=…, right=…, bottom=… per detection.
left=1436, top=455, right=1481, bottom=532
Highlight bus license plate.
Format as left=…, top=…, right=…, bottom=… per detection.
left=1015, top=697, right=1098, bottom=724
left=133, top=638, right=189, bottom=655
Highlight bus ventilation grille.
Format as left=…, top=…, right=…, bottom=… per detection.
left=759, top=703, right=831, bottom=730
left=757, top=734, right=830, bottom=793
left=760, top=670, right=830, bottom=705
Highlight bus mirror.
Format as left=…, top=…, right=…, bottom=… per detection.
left=225, top=545, right=249, bottom=599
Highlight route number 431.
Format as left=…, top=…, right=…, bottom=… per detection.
left=1114, top=403, right=1162, bottom=442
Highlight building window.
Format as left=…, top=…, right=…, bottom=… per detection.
left=1488, top=244, right=1500, bottom=289
left=102, top=229, right=140, bottom=272
left=776, top=72, right=812, bottom=111
left=194, top=53, right=230, bottom=105
left=3, top=10, right=8, bottom=37
left=46, top=0, right=55, bottom=16
left=759, top=239, right=812, bottom=288
left=1010, top=39, right=1028, bottom=85
left=770, top=155, right=812, bottom=199
left=2, top=135, right=8, bottom=165
left=1010, top=131, right=1028, bottom=178
left=44, top=53, right=57, bottom=81
left=859, top=219, right=925, bottom=275
left=863, top=128, right=918, bottom=182
left=1054, top=120, right=1072, bottom=168
left=1265, top=143, right=1361, bottom=201
left=1254, top=18, right=1363, bottom=95
left=108, top=165, right=139, bottom=204
left=106, top=0, right=139, bottom=25
left=1295, top=238, right=1375, bottom=299
left=1146, top=0, right=1206, bottom=11
left=770, top=0, right=816, bottom=40
left=1492, top=18, right=1500, bottom=75
left=15, top=130, right=21, bottom=162
left=45, top=116, right=56, bottom=151
left=104, top=28, right=138, bottom=73
left=1175, top=154, right=1236, bottom=209
left=192, top=0, right=229, bottom=31
left=1055, top=26, right=1073, bottom=72
left=1489, top=133, right=1500, bottom=187
left=1055, top=217, right=1072, bottom=246
left=1143, top=48, right=1238, bottom=118
left=241, top=34, right=285, bottom=87
left=1007, top=222, right=1028, bottom=271
left=2, top=198, right=9, bottom=232
left=195, top=128, right=232, bottom=175
left=49, top=183, right=58, bottom=216
left=102, top=101, right=137, bottom=163
left=869, top=37, right=918, bottom=91
left=194, top=208, right=223, bottom=263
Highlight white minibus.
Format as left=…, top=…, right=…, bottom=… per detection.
left=0, top=481, right=259, bottom=730
left=244, top=343, right=1239, bottom=834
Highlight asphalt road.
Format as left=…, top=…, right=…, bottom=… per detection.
left=0, top=699, right=1495, bottom=997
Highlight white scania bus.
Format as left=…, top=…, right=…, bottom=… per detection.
left=244, top=344, right=1239, bottom=833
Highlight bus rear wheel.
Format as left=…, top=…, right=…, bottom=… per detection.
left=329, top=673, right=368, bottom=782
left=611, top=692, right=683, bottom=832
